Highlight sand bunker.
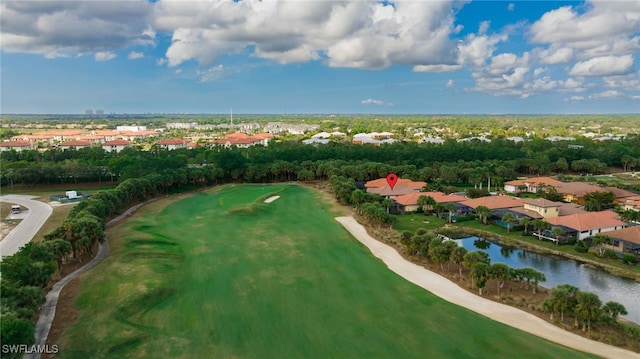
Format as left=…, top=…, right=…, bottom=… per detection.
left=264, top=196, right=280, bottom=203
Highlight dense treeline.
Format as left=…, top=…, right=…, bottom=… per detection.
left=0, top=172, right=211, bottom=356
left=2, top=136, right=640, bottom=188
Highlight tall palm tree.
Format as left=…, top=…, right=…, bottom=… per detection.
left=501, top=213, right=517, bottom=233
left=551, top=226, right=565, bottom=246
left=519, top=217, right=532, bottom=234
left=576, top=291, right=602, bottom=332
left=475, top=205, right=492, bottom=225
left=444, top=203, right=457, bottom=223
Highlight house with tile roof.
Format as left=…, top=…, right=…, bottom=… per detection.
left=545, top=211, right=627, bottom=240
left=102, top=139, right=131, bottom=153
left=521, top=198, right=563, bottom=219
left=503, top=176, right=564, bottom=194
left=459, top=195, right=523, bottom=211
left=622, top=196, right=640, bottom=212
left=59, top=140, right=92, bottom=151
left=158, top=138, right=190, bottom=150
left=603, top=226, right=640, bottom=255
left=364, top=178, right=426, bottom=198
left=0, top=141, right=37, bottom=152
left=212, top=132, right=273, bottom=148
left=554, top=182, right=608, bottom=204
left=393, top=191, right=465, bottom=213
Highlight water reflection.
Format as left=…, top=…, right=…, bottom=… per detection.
left=458, top=236, right=640, bottom=324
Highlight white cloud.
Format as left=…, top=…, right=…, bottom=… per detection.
left=95, top=51, right=116, bottom=61
left=413, top=64, right=462, bottom=72
left=446, top=79, right=454, bottom=88
left=196, top=64, right=228, bottom=83
left=0, top=1, right=155, bottom=57
left=156, top=58, right=167, bottom=66
left=532, top=46, right=573, bottom=65
left=590, top=90, right=623, bottom=99
left=361, top=98, right=392, bottom=106
left=478, top=21, right=490, bottom=36
left=569, top=55, right=634, bottom=77
left=128, top=51, right=143, bottom=60
left=457, top=32, right=508, bottom=67
left=529, top=1, right=640, bottom=59
left=507, top=3, right=515, bottom=11
left=175, top=69, right=182, bottom=75
left=565, top=96, right=584, bottom=102
left=155, top=0, right=462, bottom=70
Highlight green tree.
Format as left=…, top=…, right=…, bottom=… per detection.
left=444, top=203, right=456, bottom=223
left=602, top=301, right=627, bottom=320
left=519, top=217, right=532, bottom=234
left=452, top=246, right=468, bottom=278
left=471, top=262, right=490, bottom=295
left=490, top=263, right=511, bottom=296
left=590, top=235, right=611, bottom=257
left=576, top=291, right=602, bottom=332
left=475, top=205, right=492, bottom=225
left=551, top=227, right=565, bottom=245
left=501, top=213, right=517, bottom=233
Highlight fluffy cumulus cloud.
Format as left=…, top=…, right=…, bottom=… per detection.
left=0, top=0, right=155, bottom=58
left=154, top=0, right=461, bottom=69
left=569, top=55, right=635, bottom=77
left=128, top=51, right=144, bottom=60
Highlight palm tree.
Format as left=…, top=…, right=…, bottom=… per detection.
left=576, top=291, right=602, bottom=332
left=533, top=219, right=549, bottom=237
left=423, top=196, right=436, bottom=215
left=452, top=246, right=468, bottom=278
left=381, top=198, right=394, bottom=214
left=434, top=203, right=445, bottom=218
left=519, top=217, right=532, bottom=234
left=444, top=203, right=457, bottom=223
left=551, top=226, right=565, bottom=245
left=602, top=301, right=628, bottom=320
left=471, top=262, right=490, bottom=295
left=490, top=263, right=511, bottom=296
left=475, top=205, right=492, bottom=225
left=501, top=213, right=517, bottom=233
left=591, top=235, right=611, bottom=257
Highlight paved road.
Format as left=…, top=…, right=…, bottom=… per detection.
left=0, top=195, right=53, bottom=258
left=29, top=201, right=153, bottom=359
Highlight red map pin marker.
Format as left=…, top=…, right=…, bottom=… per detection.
left=386, top=173, right=398, bottom=190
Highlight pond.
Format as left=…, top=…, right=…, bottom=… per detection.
left=458, top=236, right=640, bottom=324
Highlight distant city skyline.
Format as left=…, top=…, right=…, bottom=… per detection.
left=1, top=1, right=639, bottom=114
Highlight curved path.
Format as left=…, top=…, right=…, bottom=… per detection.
left=335, top=216, right=640, bottom=359
left=0, top=195, right=52, bottom=258
left=29, top=202, right=151, bottom=359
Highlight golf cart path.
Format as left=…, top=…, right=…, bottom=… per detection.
left=335, top=216, right=639, bottom=359
left=0, top=195, right=52, bottom=258
left=30, top=202, right=150, bottom=359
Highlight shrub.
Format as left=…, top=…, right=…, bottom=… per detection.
left=623, top=254, right=638, bottom=265
left=574, top=241, right=588, bottom=253
left=455, top=215, right=475, bottom=223
left=603, top=249, right=617, bottom=259
left=566, top=237, right=576, bottom=245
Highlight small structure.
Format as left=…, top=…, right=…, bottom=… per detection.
left=50, top=191, right=90, bottom=203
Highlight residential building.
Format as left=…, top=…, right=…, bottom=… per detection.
left=459, top=195, right=523, bottom=213
left=212, top=132, right=273, bottom=148
left=365, top=178, right=426, bottom=198
left=503, top=176, right=564, bottom=194
left=157, top=138, right=190, bottom=150
left=522, top=198, right=563, bottom=219
left=393, top=191, right=465, bottom=213
left=555, top=182, right=608, bottom=204
left=604, top=227, right=640, bottom=254
left=102, top=139, right=131, bottom=153
left=545, top=211, right=627, bottom=240
left=59, top=140, right=92, bottom=150
left=116, top=125, right=147, bottom=132
left=0, top=141, right=37, bottom=152
left=622, top=196, right=640, bottom=212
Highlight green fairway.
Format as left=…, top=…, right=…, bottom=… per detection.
left=60, top=184, right=594, bottom=358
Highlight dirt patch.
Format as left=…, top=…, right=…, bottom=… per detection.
left=43, top=277, right=82, bottom=359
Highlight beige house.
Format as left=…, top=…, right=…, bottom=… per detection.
left=0, top=141, right=37, bottom=152
left=102, top=139, right=131, bottom=153
left=504, top=177, right=564, bottom=194
left=158, top=138, right=190, bottom=150
left=59, top=140, right=92, bottom=151
left=522, top=198, right=563, bottom=219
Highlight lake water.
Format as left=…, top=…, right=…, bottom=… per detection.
left=458, top=236, right=640, bottom=324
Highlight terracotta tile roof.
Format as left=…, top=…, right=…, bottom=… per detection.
left=505, top=176, right=564, bottom=187
left=508, top=207, right=544, bottom=219
left=558, top=203, right=586, bottom=216
left=158, top=138, right=189, bottom=145
left=394, top=191, right=466, bottom=206
left=623, top=196, right=640, bottom=210
left=226, top=132, right=249, bottom=139
left=606, top=227, right=640, bottom=244
left=61, top=140, right=91, bottom=146
left=365, top=178, right=426, bottom=189
left=602, top=186, right=637, bottom=199
left=522, top=198, right=563, bottom=207
left=556, top=182, right=607, bottom=197
left=0, top=141, right=33, bottom=147
left=252, top=133, right=274, bottom=139
left=102, top=139, right=131, bottom=146
left=367, top=185, right=422, bottom=197
left=546, top=211, right=626, bottom=231
left=460, top=195, right=523, bottom=210
left=35, top=130, right=85, bottom=136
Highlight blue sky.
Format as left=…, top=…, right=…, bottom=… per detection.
left=1, top=0, right=639, bottom=114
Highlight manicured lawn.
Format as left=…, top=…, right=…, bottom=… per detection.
left=393, top=213, right=447, bottom=233
left=60, top=184, right=594, bottom=358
